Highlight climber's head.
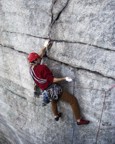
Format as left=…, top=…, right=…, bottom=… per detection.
left=27, top=52, right=41, bottom=64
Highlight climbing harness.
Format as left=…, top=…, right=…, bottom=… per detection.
left=34, top=84, right=41, bottom=98
left=42, top=84, right=62, bottom=106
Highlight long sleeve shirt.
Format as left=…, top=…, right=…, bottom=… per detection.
left=30, top=64, right=54, bottom=90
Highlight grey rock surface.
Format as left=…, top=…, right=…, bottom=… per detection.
left=1, top=0, right=52, bottom=37
left=51, top=0, right=115, bottom=50
left=48, top=42, right=115, bottom=79
left=0, top=0, right=115, bottom=144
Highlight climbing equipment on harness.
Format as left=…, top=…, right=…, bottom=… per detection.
left=42, top=84, right=62, bottom=106
left=34, top=84, right=41, bottom=98
left=42, top=90, right=51, bottom=106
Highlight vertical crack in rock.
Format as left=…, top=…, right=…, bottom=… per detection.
left=48, top=0, right=56, bottom=38
left=50, top=0, right=55, bottom=24
left=53, top=0, right=70, bottom=23
left=48, top=0, right=70, bottom=38
left=52, top=0, right=70, bottom=25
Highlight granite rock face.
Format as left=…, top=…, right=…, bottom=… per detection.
left=0, top=0, right=115, bottom=144
left=51, top=0, right=115, bottom=50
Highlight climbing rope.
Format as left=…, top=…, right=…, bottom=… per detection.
left=95, top=84, right=115, bottom=144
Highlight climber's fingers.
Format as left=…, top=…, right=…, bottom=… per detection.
left=44, top=40, right=50, bottom=47
left=65, top=77, right=73, bottom=82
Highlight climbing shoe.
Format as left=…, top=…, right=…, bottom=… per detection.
left=77, top=118, right=90, bottom=125
left=54, top=113, right=62, bottom=121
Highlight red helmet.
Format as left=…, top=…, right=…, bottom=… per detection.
left=27, top=52, right=41, bottom=63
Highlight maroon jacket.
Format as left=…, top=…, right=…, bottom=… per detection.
left=30, top=64, right=54, bottom=90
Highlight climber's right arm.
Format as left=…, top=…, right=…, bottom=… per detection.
left=53, top=77, right=66, bottom=83
left=53, top=77, right=72, bottom=83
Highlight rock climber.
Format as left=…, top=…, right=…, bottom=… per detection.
left=27, top=40, right=90, bottom=125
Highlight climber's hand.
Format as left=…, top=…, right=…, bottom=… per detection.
left=65, top=77, right=73, bottom=82
left=44, top=39, right=52, bottom=47
left=44, top=40, right=50, bottom=47
left=44, top=39, right=53, bottom=49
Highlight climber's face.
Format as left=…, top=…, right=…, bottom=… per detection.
left=34, top=58, right=41, bottom=65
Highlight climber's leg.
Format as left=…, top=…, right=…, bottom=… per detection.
left=60, top=91, right=89, bottom=125
left=51, top=100, right=62, bottom=121
left=51, top=100, right=58, bottom=116
left=60, top=91, right=81, bottom=120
